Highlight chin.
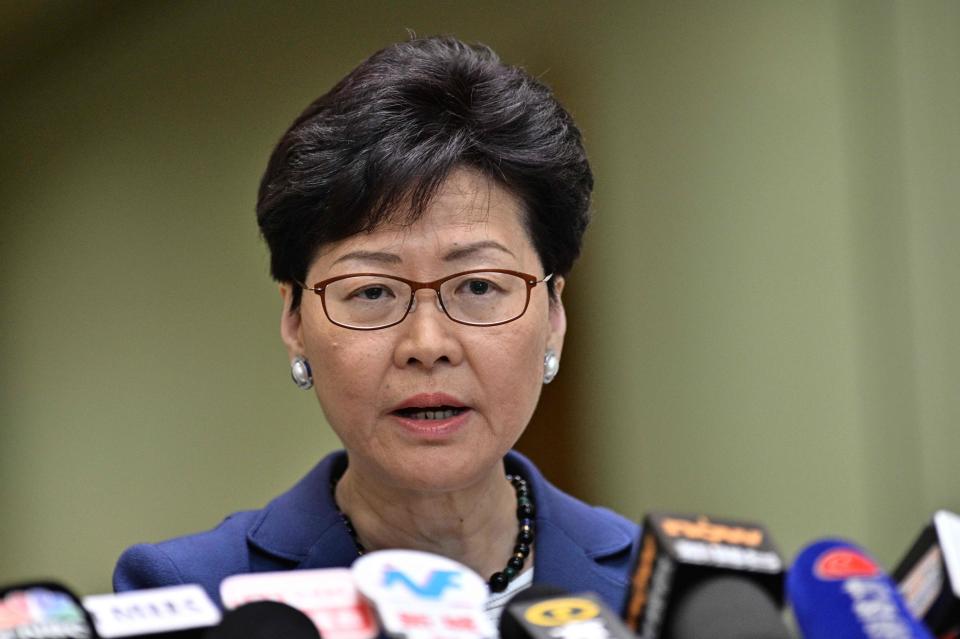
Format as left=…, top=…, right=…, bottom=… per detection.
left=378, top=445, right=507, bottom=493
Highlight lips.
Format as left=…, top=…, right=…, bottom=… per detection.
left=390, top=393, right=470, bottom=420
left=394, top=407, right=467, bottom=420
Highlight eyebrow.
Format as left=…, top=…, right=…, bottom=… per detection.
left=443, top=240, right=516, bottom=262
left=332, top=250, right=403, bottom=266
left=331, top=240, right=515, bottom=266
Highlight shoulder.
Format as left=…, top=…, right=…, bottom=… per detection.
left=543, top=488, right=640, bottom=550
left=536, top=477, right=641, bottom=578
left=113, top=510, right=260, bottom=595
left=113, top=451, right=351, bottom=605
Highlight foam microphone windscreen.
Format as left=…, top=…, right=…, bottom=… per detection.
left=669, top=576, right=791, bottom=639
left=624, top=512, right=785, bottom=638
left=202, top=601, right=320, bottom=639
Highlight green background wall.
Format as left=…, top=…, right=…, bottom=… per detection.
left=1, top=1, right=957, bottom=596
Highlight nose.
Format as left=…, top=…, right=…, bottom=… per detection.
left=393, top=288, right=464, bottom=370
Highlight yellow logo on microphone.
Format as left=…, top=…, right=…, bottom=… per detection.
left=523, top=598, right=600, bottom=626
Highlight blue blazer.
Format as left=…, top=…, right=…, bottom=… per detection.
left=114, top=450, right=640, bottom=614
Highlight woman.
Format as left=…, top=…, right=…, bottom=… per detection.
left=114, top=35, right=639, bottom=617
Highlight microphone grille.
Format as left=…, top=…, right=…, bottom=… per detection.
left=203, top=600, right=320, bottom=639
left=669, top=576, right=790, bottom=639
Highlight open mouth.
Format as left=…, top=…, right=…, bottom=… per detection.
left=392, top=406, right=468, bottom=420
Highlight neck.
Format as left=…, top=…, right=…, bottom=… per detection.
left=334, top=458, right=528, bottom=580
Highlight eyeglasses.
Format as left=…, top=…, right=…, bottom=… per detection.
left=297, top=269, right=552, bottom=330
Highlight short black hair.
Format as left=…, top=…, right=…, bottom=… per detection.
left=256, top=35, right=593, bottom=311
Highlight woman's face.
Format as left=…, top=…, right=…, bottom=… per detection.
left=280, top=168, right=566, bottom=492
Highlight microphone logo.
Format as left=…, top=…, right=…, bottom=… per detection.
left=352, top=550, right=495, bottom=639
left=815, top=548, right=880, bottom=580
left=660, top=516, right=765, bottom=547
left=523, top=598, right=601, bottom=626
left=0, top=586, right=93, bottom=639
left=382, top=570, right=461, bottom=600
left=84, top=584, right=222, bottom=637
left=352, top=550, right=489, bottom=608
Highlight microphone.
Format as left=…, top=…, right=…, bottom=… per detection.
left=498, top=585, right=566, bottom=639
left=0, top=580, right=100, bottom=639
left=351, top=549, right=495, bottom=639
left=622, top=512, right=787, bottom=638
left=787, top=538, right=934, bottom=639
left=219, top=568, right=378, bottom=639
left=893, top=510, right=960, bottom=638
left=202, top=600, right=320, bottom=639
left=498, top=586, right=636, bottom=639
left=82, top=584, right=221, bottom=638
left=668, top=576, right=790, bottom=639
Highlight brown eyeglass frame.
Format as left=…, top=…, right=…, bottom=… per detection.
left=297, top=268, right=553, bottom=330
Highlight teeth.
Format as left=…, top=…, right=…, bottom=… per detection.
left=408, top=408, right=458, bottom=420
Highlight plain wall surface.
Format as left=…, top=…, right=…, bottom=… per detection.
left=1, top=1, right=957, bottom=596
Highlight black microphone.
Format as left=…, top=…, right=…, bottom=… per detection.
left=669, top=576, right=790, bottom=639
left=82, top=584, right=221, bottom=638
left=202, top=601, right=320, bottom=639
left=893, top=510, right=960, bottom=638
left=498, top=585, right=566, bottom=639
left=498, top=585, right=636, bottom=639
left=0, top=580, right=100, bottom=639
left=622, top=512, right=788, bottom=638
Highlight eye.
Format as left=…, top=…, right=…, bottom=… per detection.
left=356, top=286, right=390, bottom=300
left=336, top=279, right=401, bottom=303
left=448, top=273, right=510, bottom=299
left=348, top=284, right=397, bottom=301
left=467, top=279, right=491, bottom=295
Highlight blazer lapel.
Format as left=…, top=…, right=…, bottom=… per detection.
left=506, top=450, right=638, bottom=613
left=534, top=518, right=632, bottom=609
left=246, top=451, right=358, bottom=568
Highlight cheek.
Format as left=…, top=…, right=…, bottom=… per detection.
left=471, top=317, right=549, bottom=410
left=302, top=322, right=391, bottom=418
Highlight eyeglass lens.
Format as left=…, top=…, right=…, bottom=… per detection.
left=323, top=271, right=530, bottom=328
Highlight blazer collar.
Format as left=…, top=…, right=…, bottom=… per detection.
left=246, top=450, right=634, bottom=589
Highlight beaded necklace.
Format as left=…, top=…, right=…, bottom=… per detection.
left=331, top=473, right=534, bottom=593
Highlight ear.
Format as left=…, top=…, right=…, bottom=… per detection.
left=279, top=283, right=305, bottom=360
left=547, top=276, right=567, bottom=358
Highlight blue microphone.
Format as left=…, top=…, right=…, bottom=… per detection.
left=787, top=538, right=934, bottom=639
